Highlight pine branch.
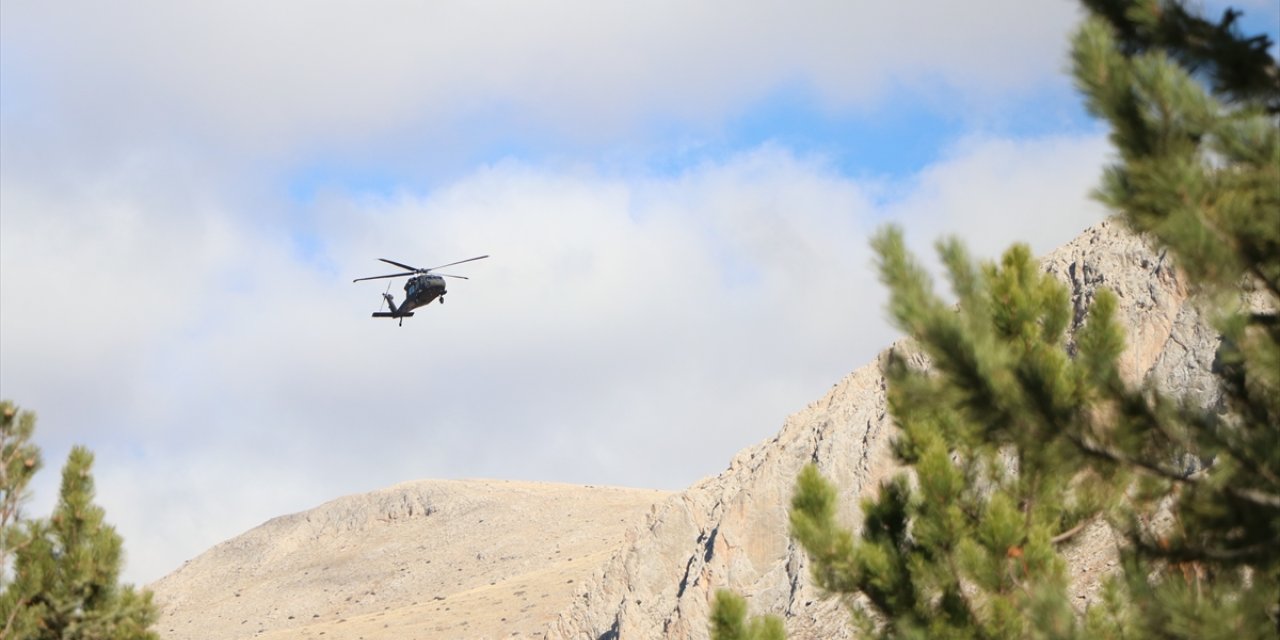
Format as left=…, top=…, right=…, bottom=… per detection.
left=1132, top=534, right=1277, bottom=564
left=1065, top=430, right=1189, bottom=483
left=1193, top=411, right=1280, bottom=488
left=1, top=594, right=28, bottom=640
left=1225, top=486, right=1280, bottom=509
left=1066, top=430, right=1280, bottom=510
left=1051, top=518, right=1095, bottom=545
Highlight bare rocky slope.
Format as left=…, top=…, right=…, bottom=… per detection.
left=150, top=480, right=671, bottom=639
left=151, top=219, right=1220, bottom=639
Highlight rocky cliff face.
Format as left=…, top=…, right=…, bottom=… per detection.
left=152, top=220, right=1221, bottom=639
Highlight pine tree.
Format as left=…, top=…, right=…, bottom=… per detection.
left=0, top=404, right=159, bottom=640
left=2, top=402, right=43, bottom=581
left=709, top=591, right=785, bottom=640
left=789, top=236, right=1127, bottom=639
left=711, top=1, right=1277, bottom=637
left=1063, top=0, right=1279, bottom=633
left=2, top=402, right=44, bottom=638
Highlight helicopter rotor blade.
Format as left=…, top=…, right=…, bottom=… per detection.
left=353, top=271, right=415, bottom=283
left=378, top=258, right=421, bottom=272
left=425, top=255, right=489, bottom=272
left=435, top=273, right=469, bottom=279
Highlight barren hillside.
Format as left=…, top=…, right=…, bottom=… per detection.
left=151, top=480, right=669, bottom=639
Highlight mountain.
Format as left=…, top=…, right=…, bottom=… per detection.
left=150, top=480, right=670, bottom=639
left=151, top=219, right=1219, bottom=639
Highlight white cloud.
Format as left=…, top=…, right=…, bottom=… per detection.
left=0, top=0, right=1122, bottom=592
left=2, top=133, right=1108, bottom=584
left=1, top=0, right=1084, bottom=156
left=886, top=132, right=1114, bottom=264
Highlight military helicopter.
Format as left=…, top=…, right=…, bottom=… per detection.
left=353, top=255, right=489, bottom=325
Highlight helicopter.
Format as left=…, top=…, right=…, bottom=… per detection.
left=353, top=255, right=489, bottom=325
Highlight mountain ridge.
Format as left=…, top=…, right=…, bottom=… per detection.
left=151, top=219, right=1218, bottom=639
left=151, top=479, right=670, bottom=639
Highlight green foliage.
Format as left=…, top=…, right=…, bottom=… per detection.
left=709, top=590, right=785, bottom=640
left=0, top=402, right=159, bottom=640
left=1077, top=0, right=1279, bottom=111
left=2, top=402, right=43, bottom=576
left=790, top=1, right=1279, bottom=629
left=709, top=1, right=1277, bottom=636
left=791, top=234, right=1128, bottom=640
left=1073, top=5, right=1280, bottom=298
left=1065, top=4, right=1280, bottom=634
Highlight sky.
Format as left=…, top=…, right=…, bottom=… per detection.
left=2, top=1, right=1277, bottom=586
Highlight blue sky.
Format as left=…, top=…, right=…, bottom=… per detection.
left=2, top=0, right=1276, bottom=586
left=283, top=79, right=1095, bottom=200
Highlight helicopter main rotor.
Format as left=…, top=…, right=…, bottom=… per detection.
left=353, top=255, right=489, bottom=283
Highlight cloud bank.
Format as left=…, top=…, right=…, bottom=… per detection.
left=2, top=134, right=1109, bottom=583
left=0, top=0, right=1163, bottom=585
left=2, top=0, right=1083, bottom=157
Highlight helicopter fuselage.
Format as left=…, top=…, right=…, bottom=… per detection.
left=354, top=254, right=488, bottom=323
left=396, top=274, right=447, bottom=314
